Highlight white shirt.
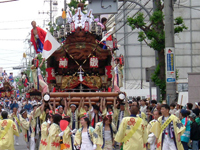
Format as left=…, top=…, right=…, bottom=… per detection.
left=105, top=130, right=112, bottom=141
left=119, top=111, right=124, bottom=125
left=169, top=109, right=177, bottom=115
left=140, top=105, right=147, bottom=114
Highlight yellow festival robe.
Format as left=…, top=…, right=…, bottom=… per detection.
left=62, top=126, right=73, bottom=150
left=113, top=107, right=129, bottom=127
left=47, top=123, right=61, bottom=150
left=137, top=112, right=148, bottom=127
left=115, top=117, right=148, bottom=150
left=31, top=107, right=42, bottom=135
left=10, top=114, right=22, bottom=133
left=93, top=122, right=117, bottom=150
left=150, top=115, right=186, bottom=150
left=0, top=119, right=19, bottom=150
left=40, top=111, right=46, bottom=124
left=39, top=121, right=49, bottom=150
left=74, top=126, right=94, bottom=146
left=20, top=114, right=35, bottom=142
left=67, top=108, right=86, bottom=129
left=147, top=119, right=157, bottom=135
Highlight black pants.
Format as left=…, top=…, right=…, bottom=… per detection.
left=181, top=141, right=188, bottom=150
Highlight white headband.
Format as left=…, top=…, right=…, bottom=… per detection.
left=70, top=104, right=77, bottom=108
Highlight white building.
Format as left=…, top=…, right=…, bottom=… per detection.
left=104, top=0, right=200, bottom=98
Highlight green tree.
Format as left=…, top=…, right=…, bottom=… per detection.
left=127, top=0, right=187, bottom=99
left=37, top=54, right=46, bottom=77
left=68, top=0, right=87, bottom=15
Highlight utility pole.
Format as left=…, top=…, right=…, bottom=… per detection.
left=164, top=0, right=176, bottom=104
left=64, top=0, right=66, bottom=25
left=50, top=0, right=52, bottom=23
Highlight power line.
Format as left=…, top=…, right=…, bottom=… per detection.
left=0, top=18, right=44, bottom=23
left=175, top=3, right=200, bottom=12
left=0, top=39, right=25, bottom=41
left=0, top=0, right=18, bottom=3
left=0, top=27, right=31, bottom=30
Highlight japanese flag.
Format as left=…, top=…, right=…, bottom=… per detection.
left=42, top=30, right=61, bottom=59
left=101, top=26, right=115, bottom=42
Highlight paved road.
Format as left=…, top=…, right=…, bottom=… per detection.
left=14, top=133, right=27, bottom=150
left=15, top=134, right=120, bottom=150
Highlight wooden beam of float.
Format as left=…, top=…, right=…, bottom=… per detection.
left=50, top=92, right=119, bottom=98
left=52, top=102, right=113, bottom=105
left=50, top=97, right=115, bottom=102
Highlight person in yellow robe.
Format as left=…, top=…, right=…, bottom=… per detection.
left=47, top=114, right=62, bottom=150
left=74, top=116, right=95, bottom=150
left=39, top=113, right=53, bottom=150
left=112, top=58, right=123, bottom=92
left=150, top=104, right=186, bottom=150
left=0, top=111, right=19, bottom=150
left=31, top=58, right=49, bottom=95
left=115, top=105, right=147, bottom=150
left=66, top=98, right=86, bottom=130
left=31, top=102, right=44, bottom=150
left=113, top=99, right=129, bottom=130
left=93, top=114, right=117, bottom=150
left=132, top=100, right=148, bottom=126
left=60, top=116, right=74, bottom=150
left=11, top=106, right=21, bottom=146
left=19, top=109, right=35, bottom=150
left=40, top=102, right=53, bottom=124
left=147, top=110, right=161, bottom=150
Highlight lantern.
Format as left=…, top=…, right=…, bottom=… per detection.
left=113, top=38, right=119, bottom=50
left=71, top=22, right=75, bottom=32
left=84, top=21, right=89, bottom=32
left=91, top=22, right=96, bottom=33
left=105, top=66, right=112, bottom=78
left=55, top=75, right=63, bottom=87
left=59, top=58, right=68, bottom=68
left=90, top=57, right=98, bottom=68
left=96, top=25, right=102, bottom=36
left=34, top=59, right=39, bottom=68
left=59, top=28, right=65, bottom=37
left=46, top=68, right=56, bottom=83
left=65, top=23, right=71, bottom=33
left=26, top=93, right=30, bottom=99
left=53, top=30, right=59, bottom=38
left=119, top=55, right=124, bottom=66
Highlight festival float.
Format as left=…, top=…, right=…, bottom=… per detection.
left=44, top=8, right=125, bottom=104
left=0, top=76, right=15, bottom=98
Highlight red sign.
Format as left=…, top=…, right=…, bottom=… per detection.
left=71, top=22, right=75, bottom=32
left=59, top=58, right=68, bottom=68
left=105, top=66, right=112, bottom=78
left=84, top=21, right=89, bottom=32
left=26, top=93, right=30, bottom=98
left=90, top=57, right=98, bottom=68
left=11, top=91, right=14, bottom=95
left=46, top=68, right=56, bottom=83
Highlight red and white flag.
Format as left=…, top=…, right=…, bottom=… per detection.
left=101, top=26, right=115, bottom=42
left=42, top=30, right=61, bottom=59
